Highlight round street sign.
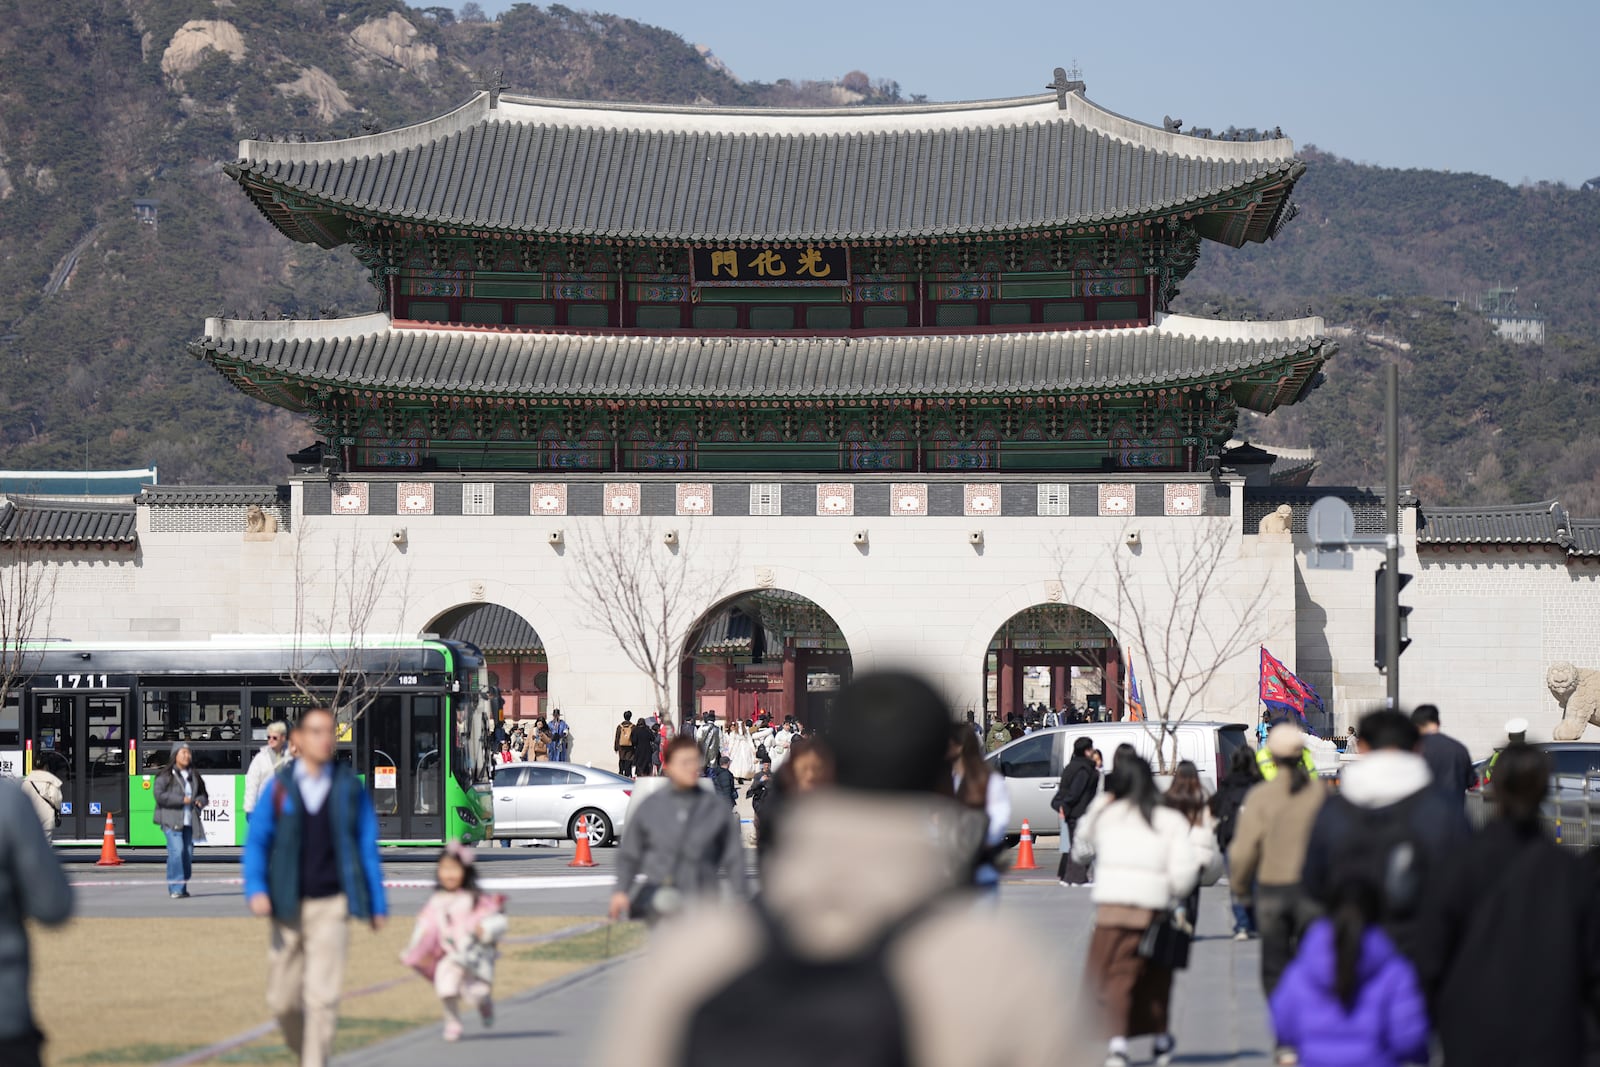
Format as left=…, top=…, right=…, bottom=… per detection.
left=1307, top=496, right=1356, bottom=546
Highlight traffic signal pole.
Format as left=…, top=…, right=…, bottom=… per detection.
left=1384, top=363, right=1401, bottom=709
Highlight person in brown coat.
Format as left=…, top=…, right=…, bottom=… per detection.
left=1227, top=725, right=1327, bottom=1010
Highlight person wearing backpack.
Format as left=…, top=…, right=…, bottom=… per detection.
left=1268, top=877, right=1430, bottom=1067
left=1299, top=709, right=1469, bottom=972
left=613, top=711, right=638, bottom=778
left=598, top=671, right=1073, bottom=1067
left=1416, top=743, right=1600, bottom=1067
left=1229, top=724, right=1327, bottom=1023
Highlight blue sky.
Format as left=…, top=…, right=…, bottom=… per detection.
left=463, top=0, right=1597, bottom=186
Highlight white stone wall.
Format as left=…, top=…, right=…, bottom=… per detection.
left=28, top=481, right=1297, bottom=768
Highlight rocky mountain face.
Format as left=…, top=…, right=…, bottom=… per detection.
left=2, top=1, right=1595, bottom=506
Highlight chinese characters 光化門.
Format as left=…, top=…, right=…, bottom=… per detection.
left=691, top=246, right=849, bottom=286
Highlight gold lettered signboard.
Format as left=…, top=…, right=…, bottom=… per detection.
left=691, top=246, right=850, bottom=287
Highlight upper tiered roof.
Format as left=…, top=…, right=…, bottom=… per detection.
left=229, top=87, right=1301, bottom=248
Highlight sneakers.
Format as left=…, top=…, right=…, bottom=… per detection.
left=1102, top=1054, right=1128, bottom=1067
left=1233, top=928, right=1251, bottom=942
left=1153, top=1035, right=1175, bottom=1067
left=1274, top=1047, right=1300, bottom=1066
left=169, top=892, right=183, bottom=899
left=443, top=1019, right=463, bottom=1042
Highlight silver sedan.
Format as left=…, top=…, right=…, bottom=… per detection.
left=489, top=762, right=633, bottom=847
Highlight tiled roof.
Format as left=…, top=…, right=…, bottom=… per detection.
left=0, top=498, right=137, bottom=545
left=229, top=90, right=1301, bottom=246
left=437, top=603, right=543, bottom=655
left=1571, top=521, right=1600, bottom=557
left=193, top=312, right=1330, bottom=413
left=696, top=608, right=755, bottom=655
left=139, top=485, right=289, bottom=506
left=1417, top=500, right=1565, bottom=545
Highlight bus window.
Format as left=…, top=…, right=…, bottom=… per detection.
left=142, top=691, right=245, bottom=771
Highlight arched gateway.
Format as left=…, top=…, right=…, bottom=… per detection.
left=985, top=604, right=1122, bottom=723
left=681, top=591, right=852, bottom=733
left=429, top=603, right=547, bottom=719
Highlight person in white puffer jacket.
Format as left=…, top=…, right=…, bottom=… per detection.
left=1071, top=750, right=1200, bottom=1067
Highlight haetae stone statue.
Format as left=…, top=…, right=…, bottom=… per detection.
left=244, top=504, right=279, bottom=540
left=1548, top=662, right=1600, bottom=741
left=1257, top=503, right=1293, bottom=537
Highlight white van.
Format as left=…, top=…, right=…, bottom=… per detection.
left=985, top=721, right=1252, bottom=837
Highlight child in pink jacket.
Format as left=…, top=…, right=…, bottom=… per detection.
left=401, top=843, right=508, bottom=1041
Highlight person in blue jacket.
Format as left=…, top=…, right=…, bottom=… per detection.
left=243, top=707, right=387, bottom=1067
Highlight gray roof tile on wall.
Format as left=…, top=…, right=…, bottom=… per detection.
left=139, top=485, right=290, bottom=506
left=231, top=92, right=1300, bottom=243
left=1417, top=500, right=1565, bottom=545
left=0, top=498, right=137, bottom=545
left=437, top=603, right=543, bottom=655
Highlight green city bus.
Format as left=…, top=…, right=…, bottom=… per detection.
left=1, top=637, right=497, bottom=846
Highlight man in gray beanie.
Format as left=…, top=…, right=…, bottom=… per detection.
left=599, top=671, right=1080, bottom=1067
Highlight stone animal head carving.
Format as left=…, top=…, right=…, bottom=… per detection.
left=245, top=505, right=266, bottom=533
left=1547, top=661, right=1581, bottom=703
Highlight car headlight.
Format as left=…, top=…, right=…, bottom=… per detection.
left=454, top=806, right=480, bottom=826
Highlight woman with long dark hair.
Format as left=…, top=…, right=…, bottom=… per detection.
left=1072, top=750, right=1198, bottom=1067
left=949, top=724, right=1011, bottom=892
left=1211, top=746, right=1263, bottom=939
left=1418, top=743, right=1600, bottom=1067
left=1269, top=876, right=1428, bottom=1066
left=1164, top=761, right=1222, bottom=935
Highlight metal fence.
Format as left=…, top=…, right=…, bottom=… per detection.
left=1466, top=774, right=1600, bottom=851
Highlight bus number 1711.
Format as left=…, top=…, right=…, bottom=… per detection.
left=55, top=674, right=109, bottom=689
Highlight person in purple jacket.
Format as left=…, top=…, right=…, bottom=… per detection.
left=1267, top=878, right=1429, bottom=1067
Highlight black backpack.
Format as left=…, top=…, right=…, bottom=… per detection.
left=1327, top=792, right=1428, bottom=918
left=677, top=896, right=949, bottom=1067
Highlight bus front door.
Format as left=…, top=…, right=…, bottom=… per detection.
left=29, top=692, right=129, bottom=842
left=365, top=694, right=444, bottom=842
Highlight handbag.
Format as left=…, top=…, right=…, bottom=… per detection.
left=1136, top=910, right=1192, bottom=970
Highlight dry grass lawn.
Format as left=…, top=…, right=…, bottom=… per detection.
left=31, top=915, right=640, bottom=1066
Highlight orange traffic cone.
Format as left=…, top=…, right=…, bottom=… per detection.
left=95, top=812, right=123, bottom=867
left=568, top=815, right=597, bottom=868
left=1014, top=818, right=1038, bottom=871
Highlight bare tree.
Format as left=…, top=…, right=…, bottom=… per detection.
left=287, top=522, right=411, bottom=725
left=1069, top=519, right=1276, bottom=771
left=0, top=505, right=58, bottom=750
left=572, top=520, right=737, bottom=726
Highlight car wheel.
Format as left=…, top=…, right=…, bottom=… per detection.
left=570, top=809, right=613, bottom=848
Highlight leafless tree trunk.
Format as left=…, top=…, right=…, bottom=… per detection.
left=0, top=526, right=57, bottom=731
left=287, top=522, right=411, bottom=726
left=572, top=520, right=737, bottom=726
left=1080, top=520, right=1275, bottom=772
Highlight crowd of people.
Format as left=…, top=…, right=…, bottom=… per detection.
left=10, top=682, right=1600, bottom=1067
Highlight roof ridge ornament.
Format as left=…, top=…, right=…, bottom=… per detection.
left=1048, top=64, right=1086, bottom=108
left=481, top=68, right=509, bottom=109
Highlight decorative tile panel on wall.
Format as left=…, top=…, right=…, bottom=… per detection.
left=603, top=483, right=642, bottom=516
left=816, top=483, right=855, bottom=516
left=148, top=505, right=293, bottom=533
left=461, top=483, right=495, bottom=516
left=964, top=483, right=1001, bottom=517
left=890, top=483, right=928, bottom=516
left=1037, top=484, right=1071, bottom=517
left=396, top=483, right=434, bottom=516
left=530, top=483, right=567, bottom=516
left=331, top=482, right=369, bottom=515
left=1164, top=483, right=1203, bottom=516
left=1098, top=483, right=1135, bottom=517
left=749, top=483, right=782, bottom=516
left=676, top=483, right=713, bottom=516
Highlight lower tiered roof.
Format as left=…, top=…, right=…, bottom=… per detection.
left=192, top=312, right=1331, bottom=415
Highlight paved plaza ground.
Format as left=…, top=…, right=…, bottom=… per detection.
left=52, top=838, right=1277, bottom=1066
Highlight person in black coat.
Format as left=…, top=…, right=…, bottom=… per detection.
left=1051, top=736, right=1099, bottom=884
left=1412, top=704, right=1476, bottom=801
left=1418, top=743, right=1600, bottom=1067
left=1210, top=745, right=1263, bottom=938
left=632, top=716, right=659, bottom=778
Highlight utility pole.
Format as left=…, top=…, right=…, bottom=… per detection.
left=1384, top=363, right=1401, bottom=708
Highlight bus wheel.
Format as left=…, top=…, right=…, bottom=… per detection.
left=571, top=809, right=613, bottom=848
